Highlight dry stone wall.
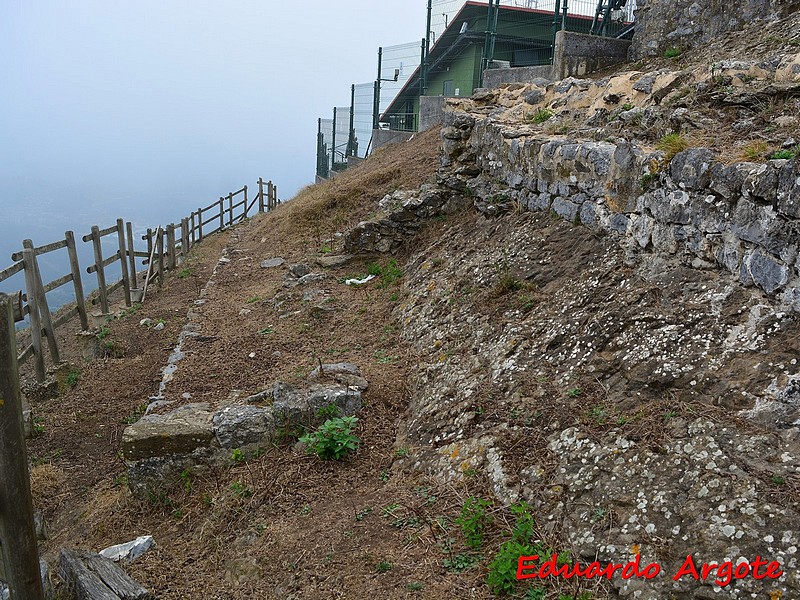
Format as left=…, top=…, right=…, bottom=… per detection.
left=442, top=111, right=800, bottom=314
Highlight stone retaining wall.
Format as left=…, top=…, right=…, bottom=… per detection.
left=442, top=111, right=800, bottom=311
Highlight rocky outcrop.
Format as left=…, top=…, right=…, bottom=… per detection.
left=630, top=0, right=800, bottom=59
left=122, top=365, right=366, bottom=499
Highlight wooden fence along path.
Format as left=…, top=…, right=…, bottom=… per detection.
left=0, top=177, right=279, bottom=383
left=0, top=178, right=278, bottom=600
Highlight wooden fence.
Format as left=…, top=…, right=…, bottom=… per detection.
left=0, top=177, right=279, bottom=383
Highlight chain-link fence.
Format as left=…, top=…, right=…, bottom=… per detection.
left=317, top=118, right=333, bottom=179
left=353, top=82, right=375, bottom=158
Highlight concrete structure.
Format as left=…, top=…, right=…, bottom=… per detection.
left=420, top=96, right=447, bottom=131
left=371, top=128, right=415, bottom=153
left=483, top=31, right=631, bottom=88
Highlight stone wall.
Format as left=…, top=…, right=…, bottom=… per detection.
left=552, top=31, right=631, bottom=80
left=630, top=0, right=800, bottom=59
left=441, top=111, right=800, bottom=311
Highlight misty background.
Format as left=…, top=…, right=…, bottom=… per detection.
left=0, top=1, right=423, bottom=304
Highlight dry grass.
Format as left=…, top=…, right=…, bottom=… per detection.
left=267, top=127, right=441, bottom=247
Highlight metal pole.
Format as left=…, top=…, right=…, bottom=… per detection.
left=423, top=0, right=432, bottom=95
left=562, top=0, right=568, bottom=31
left=331, top=107, right=337, bottom=172
left=480, top=0, right=496, bottom=86
left=0, top=293, right=46, bottom=600
left=419, top=39, right=427, bottom=99
left=374, top=47, right=383, bottom=129
left=348, top=84, right=356, bottom=158
left=551, top=0, right=562, bottom=64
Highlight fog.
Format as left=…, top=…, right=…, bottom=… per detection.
left=0, top=1, right=423, bottom=302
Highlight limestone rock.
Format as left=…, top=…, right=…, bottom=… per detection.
left=121, top=403, right=213, bottom=461
left=260, top=257, right=285, bottom=269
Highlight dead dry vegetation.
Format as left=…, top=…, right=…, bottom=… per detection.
left=22, top=129, right=559, bottom=600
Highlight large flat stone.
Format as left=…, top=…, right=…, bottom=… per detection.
left=121, top=403, right=214, bottom=461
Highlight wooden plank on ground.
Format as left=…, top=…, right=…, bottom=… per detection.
left=59, top=548, right=151, bottom=600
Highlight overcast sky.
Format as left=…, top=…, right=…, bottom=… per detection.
left=0, top=1, right=424, bottom=284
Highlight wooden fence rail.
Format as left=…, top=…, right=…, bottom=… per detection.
left=0, top=177, right=280, bottom=383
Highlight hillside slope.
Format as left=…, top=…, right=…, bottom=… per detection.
left=21, top=13, right=800, bottom=600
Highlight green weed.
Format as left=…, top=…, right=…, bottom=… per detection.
left=299, top=416, right=360, bottom=460
left=456, top=497, right=493, bottom=550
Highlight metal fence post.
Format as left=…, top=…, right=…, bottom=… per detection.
left=0, top=293, right=46, bottom=600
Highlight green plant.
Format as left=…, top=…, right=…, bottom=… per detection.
left=122, top=402, right=148, bottom=425
left=772, top=474, right=786, bottom=485
left=394, top=447, right=410, bottom=458
left=567, top=387, right=581, bottom=398
left=407, top=582, right=424, bottom=592
left=230, top=481, right=252, bottom=498
left=65, top=368, right=80, bottom=388
left=355, top=507, right=372, bottom=521
left=376, top=561, right=393, bottom=573
left=456, top=497, right=493, bottom=550
left=510, top=502, right=535, bottom=543
left=180, top=469, right=192, bottom=493
left=493, top=252, right=524, bottom=296
left=96, top=325, right=111, bottom=340
left=640, top=172, right=657, bottom=191
left=621, top=102, right=634, bottom=111
left=742, top=141, right=768, bottom=161
left=258, top=326, right=274, bottom=335
left=379, top=470, right=390, bottom=482
left=443, top=553, right=480, bottom=572
left=487, top=540, right=541, bottom=595
left=316, top=403, right=340, bottom=419
left=367, top=259, right=404, bottom=288
left=664, top=46, right=682, bottom=58
left=657, top=133, right=689, bottom=162
left=299, top=416, right=360, bottom=460
left=246, top=296, right=261, bottom=304
left=32, top=416, right=45, bottom=436
left=528, top=108, right=555, bottom=124
left=770, top=148, right=798, bottom=160
left=231, top=448, right=246, bottom=463
left=177, top=267, right=195, bottom=279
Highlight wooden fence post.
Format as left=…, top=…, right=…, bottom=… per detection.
left=181, top=218, right=189, bottom=261
left=166, top=224, right=176, bottom=271
left=126, top=222, right=137, bottom=291
left=227, top=193, right=233, bottom=226
left=65, top=231, right=89, bottom=331
left=21, top=248, right=45, bottom=381
left=0, top=294, right=46, bottom=600
left=267, top=181, right=273, bottom=210
left=89, top=226, right=110, bottom=315
left=157, top=230, right=165, bottom=286
left=218, top=197, right=224, bottom=231
left=243, top=186, right=248, bottom=219
left=258, top=177, right=264, bottom=213
left=23, top=240, right=59, bottom=365
left=197, top=208, right=203, bottom=241
left=275, top=185, right=279, bottom=205
left=116, top=219, right=132, bottom=307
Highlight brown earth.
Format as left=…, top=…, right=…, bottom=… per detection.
left=23, top=129, right=535, bottom=600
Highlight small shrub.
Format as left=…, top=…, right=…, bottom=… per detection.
left=65, top=368, right=80, bottom=388
left=299, top=416, right=360, bottom=460
left=657, top=133, right=689, bottom=162
left=456, top=497, right=493, bottom=550
left=376, top=561, right=393, bottom=573
left=367, top=259, right=404, bottom=288
left=742, top=141, right=768, bottom=161
left=96, top=325, right=111, bottom=340
left=621, top=102, right=634, bottom=111
left=177, top=267, right=194, bottom=279
left=664, top=47, right=682, bottom=58
left=770, top=148, right=797, bottom=160
left=487, top=540, right=540, bottom=595
left=443, top=553, right=480, bottom=572
left=528, top=108, right=555, bottom=124
left=231, top=448, right=246, bottom=463
left=229, top=481, right=252, bottom=498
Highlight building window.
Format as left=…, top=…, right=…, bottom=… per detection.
left=443, top=80, right=454, bottom=96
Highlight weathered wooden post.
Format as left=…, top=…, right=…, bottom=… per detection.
left=126, top=221, right=137, bottom=291
left=181, top=218, right=189, bottom=261
left=218, top=197, right=224, bottom=231
left=227, top=193, right=234, bottom=226
left=166, top=224, right=176, bottom=271
left=65, top=231, right=89, bottom=331
left=268, top=180, right=274, bottom=210
left=275, top=184, right=279, bottom=205
left=87, top=226, right=110, bottom=314
left=0, top=293, right=46, bottom=600
left=258, top=177, right=264, bottom=213
left=116, top=219, right=132, bottom=307
left=21, top=248, right=45, bottom=382
left=23, top=240, right=59, bottom=365
left=243, top=186, right=249, bottom=219
left=197, top=208, right=203, bottom=242
left=157, top=230, right=165, bottom=286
